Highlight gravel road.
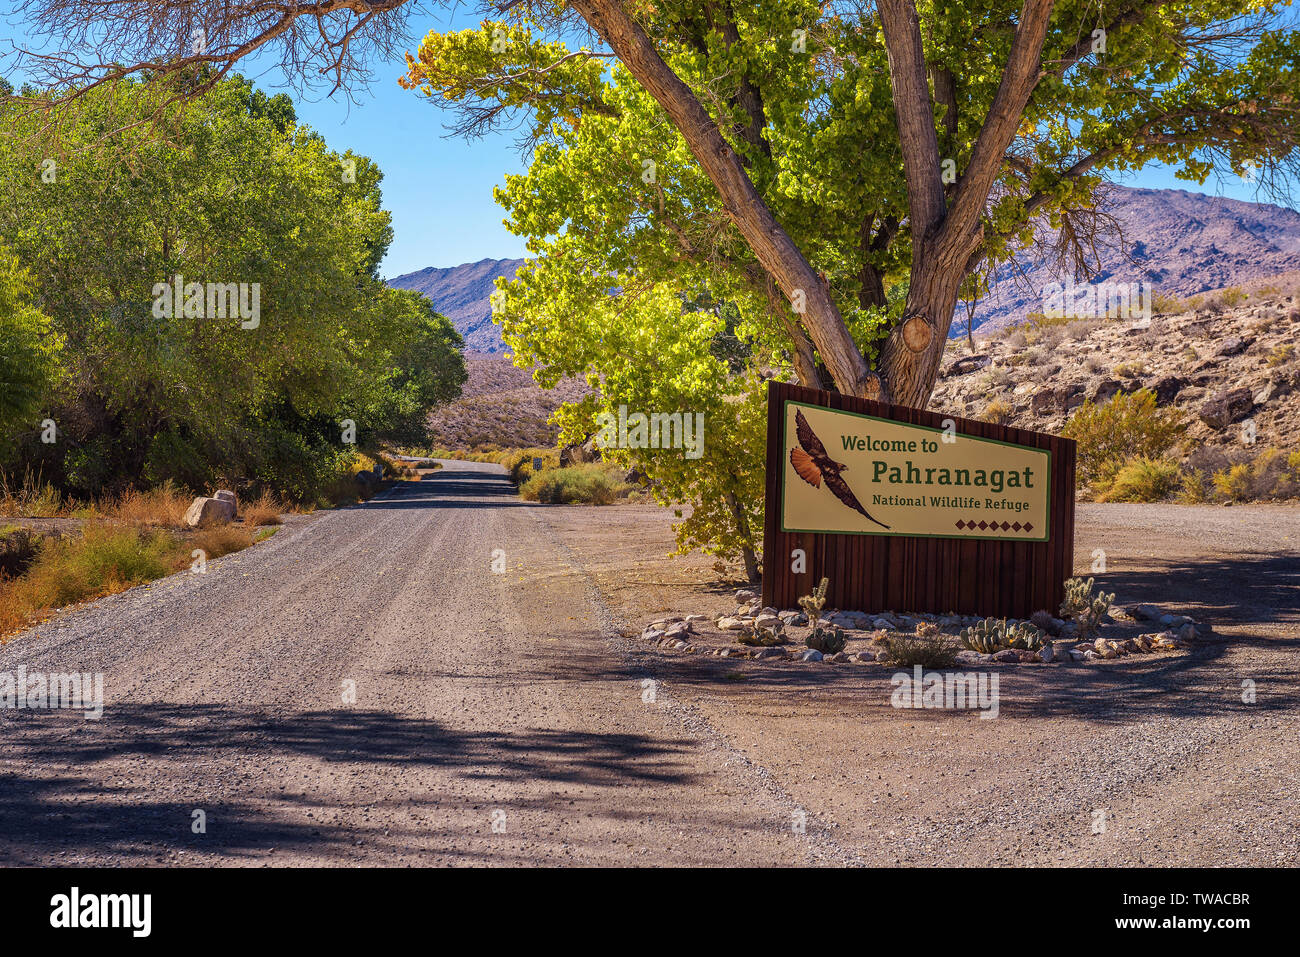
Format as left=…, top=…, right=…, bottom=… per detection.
left=0, top=462, right=806, bottom=866
left=2, top=462, right=1296, bottom=867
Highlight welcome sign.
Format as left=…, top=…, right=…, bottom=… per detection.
left=761, top=382, right=1076, bottom=618
left=781, top=400, right=1051, bottom=541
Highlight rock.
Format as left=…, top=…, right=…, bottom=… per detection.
left=752, top=646, right=787, bottom=660
left=955, top=650, right=993, bottom=665
left=1158, top=613, right=1191, bottom=628
left=1183, top=621, right=1225, bottom=643
left=1069, top=649, right=1089, bottom=662
left=854, top=650, right=878, bottom=663
left=717, top=616, right=748, bottom=632
left=651, top=616, right=683, bottom=629
left=1029, top=389, right=1057, bottom=415
left=664, top=621, right=692, bottom=639
left=992, top=649, right=1020, bottom=663
left=1093, top=637, right=1118, bottom=659
left=1083, top=650, right=1100, bottom=661
left=946, top=354, right=991, bottom=377
left=642, top=628, right=666, bottom=643
left=212, top=489, right=237, bottom=508
left=778, top=610, right=808, bottom=626
left=1150, top=375, right=1185, bottom=405
left=1090, top=378, right=1122, bottom=403
left=872, top=617, right=896, bottom=631
left=1198, top=388, right=1254, bottom=429
left=718, top=648, right=732, bottom=658
left=827, top=651, right=851, bottom=663
left=184, top=496, right=236, bottom=528
left=1129, top=603, right=1163, bottom=622
left=799, top=649, right=824, bottom=663
left=1039, top=643, right=1055, bottom=662
left=735, top=589, right=758, bottom=603
left=672, top=641, right=688, bottom=650
left=754, top=615, right=784, bottom=632
left=1017, top=650, right=1042, bottom=663
left=1215, top=336, right=1252, bottom=357
left=684, top=614, right=709, bottom=626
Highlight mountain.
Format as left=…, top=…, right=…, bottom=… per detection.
left=387, top=187, right=1300, bottom=351
left=388, top=257, right=524, bottom=354
left=969, top=186, right=1300, bottom=335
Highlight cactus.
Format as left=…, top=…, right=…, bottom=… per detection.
left=1059, top=577, right=1115, bottom=640
left=806, top=625, right=846, bottom=654
left=959, top=617, right=1046, bottom=653
left=738, top=624, right=784, bottom=647
left=959, top=617, right=1003, bottom=653
left=798, top=576, right=829, bottom=629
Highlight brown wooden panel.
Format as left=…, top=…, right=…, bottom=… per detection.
left=762, top=381, right=1076, bottom=618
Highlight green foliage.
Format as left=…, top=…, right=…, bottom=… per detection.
left=1062, top=390, right=1185, bottom=489
left=1098, top=456, right=1181, bottom=502
left=400, top=2, right=1300, bottom=560
left=0, top=76, right=464, bottom=499
left=1059, top=577, right=1114, bottom=640
left=0, top=242, right=62, bottom=448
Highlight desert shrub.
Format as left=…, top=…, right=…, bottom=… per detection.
left=1098, top=457, right=1181, bottom=502
left=884, top=629, right=958, bottom=668
left=1176, top=470, right=1211, bottom=504
left=980, top=399, right=1015, bottom=425
left=1113, top=360, right=1147, bottom=378
left=1211, top=448, right=1300, bottom=501
left=0, top=469, right=64, bottom=517
left=1267, top=344, right=1295, bottom=366
left=1062, top=389, right=1185, bottom=487
left=100, top=481, right=192, bottom=527
left=521, top=464, right=630, bottom=505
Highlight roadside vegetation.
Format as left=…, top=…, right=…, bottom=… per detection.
left=0, top=74, right=465, bottom=509
left=1063, top=389, right=1300, bottom=503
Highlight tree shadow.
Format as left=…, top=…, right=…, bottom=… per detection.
left=0, top=704, right=700, bottom=864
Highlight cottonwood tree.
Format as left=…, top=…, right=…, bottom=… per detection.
left=8, top=0, right=1297, bottom=409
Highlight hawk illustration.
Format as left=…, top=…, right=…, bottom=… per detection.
left=790, top=408, right=890, bottom=530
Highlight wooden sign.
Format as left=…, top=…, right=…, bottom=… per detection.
left=762, top=382, right=1075, bottom=619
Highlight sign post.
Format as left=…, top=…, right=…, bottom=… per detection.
left=762, top=382, right=1075, bottom=619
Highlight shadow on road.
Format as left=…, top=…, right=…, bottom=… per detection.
left=0, top=705, right=699, bottom=864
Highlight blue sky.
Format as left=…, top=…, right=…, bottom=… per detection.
left=5, top=6, right=1291, bottom=278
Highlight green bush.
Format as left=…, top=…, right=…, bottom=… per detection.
left=1098, top=457, right=1181, bottom=502
left=1062, top=389, right=1185, bottom=489
left=521, top=464, right=628, bottom=505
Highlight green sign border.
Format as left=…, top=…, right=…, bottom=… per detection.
left=779, top=398, right=1053, bottom=543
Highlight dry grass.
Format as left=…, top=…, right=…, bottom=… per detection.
left=98, top=482, right=192, bottom=527
left=241, top=489, right=286, bottom=527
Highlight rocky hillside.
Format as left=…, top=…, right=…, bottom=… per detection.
left=933, top=273, right=1300, bottom=486
left=971, top=187, right=1300, bottom=334
left=388, top=257, right=525, bottom=354
left=425, top=355, right=590, bottom=451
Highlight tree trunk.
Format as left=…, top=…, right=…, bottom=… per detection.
left=572, top=0, right=878, bottom=399
left=725, top=490, right=760, bottom=582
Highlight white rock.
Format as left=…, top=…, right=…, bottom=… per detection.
left=717, top=616, right=748, bottom=631
left=184, top=496, right=236, bottom=528
left=799, top=649, right=824, bottom=662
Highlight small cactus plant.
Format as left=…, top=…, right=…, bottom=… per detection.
left=959, top=617, right=1046, bottom=653
left=1059, top=577, right=1115, bottom=640
left=798, top=576, right=829, bottom=629
left=806, top=625, right=846, bottom=654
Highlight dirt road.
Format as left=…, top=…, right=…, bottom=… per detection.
left=2, top=460, right=1296, bottom=866
left=0, top=463, right=805, bottom=865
